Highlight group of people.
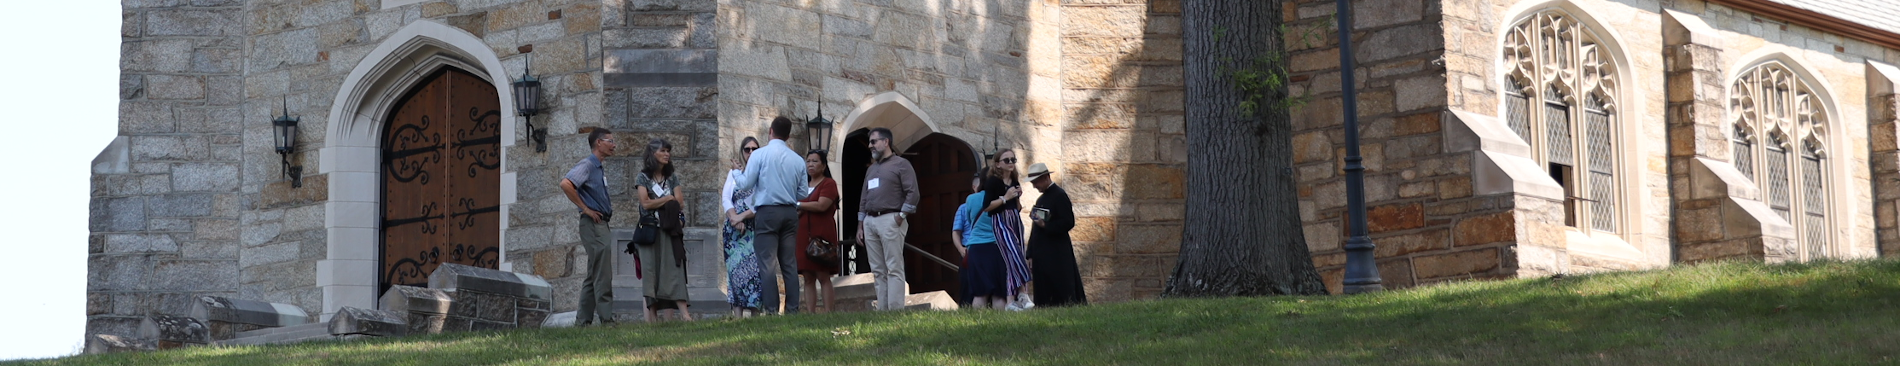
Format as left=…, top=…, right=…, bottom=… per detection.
left=951, top=149, right=1088, bottom=309
left=554, top=117, right=1085, bottom=326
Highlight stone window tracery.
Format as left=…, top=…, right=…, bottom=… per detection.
left=1729, top=61, right=1830, bottom=259
left=1503, top=10, right=1619, bottom=233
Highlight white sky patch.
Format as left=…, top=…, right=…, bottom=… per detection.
left=0, top=0, right=122, bottom=360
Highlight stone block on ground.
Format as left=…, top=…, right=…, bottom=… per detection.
left=542, top=311, right=576, bottom=328
left=428, top=263, right=553, bottom=300
left=84, top=334, right=155, bottom=354
left=381, top=285, right=453, bottom=314
left=139, top=315, right=208, bottom=349
left=832, top=273, right=907, bottom=312
left=382, top=285, right=453, bottom=334
left=903, top=291, right=959, bottom=311
left=327, top=306, right=407, bottom=337
left=188, top=296, right=309, bottom=340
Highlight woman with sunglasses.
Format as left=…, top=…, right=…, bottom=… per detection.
left=982, top=149, right=1032, bottom=310
left=720, top=137, right=764, bottom=318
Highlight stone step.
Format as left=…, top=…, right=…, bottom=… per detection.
left=221, top=323, right=333, bottom=346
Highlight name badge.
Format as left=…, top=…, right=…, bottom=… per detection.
left=868, top=178, right=881, bottom=190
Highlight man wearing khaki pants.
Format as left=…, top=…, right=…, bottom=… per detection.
left=856, top=127, right=919, bottom=311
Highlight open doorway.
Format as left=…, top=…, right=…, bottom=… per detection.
left=840, top=130, right=980, bottom=296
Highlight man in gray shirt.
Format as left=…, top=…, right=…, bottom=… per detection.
left=856, top=127, right=919, bottom=311
left=731, top=117, right=810, bottom=314
left=560, top=128, right=617, bottom=325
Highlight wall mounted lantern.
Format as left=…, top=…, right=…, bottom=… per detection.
left=272, top=98, right=303, bottom=188
left=513, top=54, right=547, bottom=152
left=805, top=102, right=834, bottom=156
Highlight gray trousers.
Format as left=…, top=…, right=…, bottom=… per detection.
left=752, top=204, right=800, bottom=314
left=576, top=214, right=616, bottom=324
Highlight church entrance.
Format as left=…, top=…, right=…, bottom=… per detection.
left=378, top=68, right=504, bottom=292
left=841, top=131, right=980, bottom=297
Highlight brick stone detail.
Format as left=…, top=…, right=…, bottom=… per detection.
left=1662, top=10, right=1794, bottom=264
left=1871, top=63, right=1900, bottom=257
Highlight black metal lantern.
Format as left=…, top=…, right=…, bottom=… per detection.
left=805, top=102, right=834, bottom=155
left=272, top=98, right=303, bottom=188
left=513, top=54, right=547, bottom=152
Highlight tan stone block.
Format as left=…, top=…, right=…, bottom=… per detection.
left=1074, top=217, right=1118, bottom=242
left=1061, top=54, right=1143, bottom=89
left=1453, top=211, right=1514, bottom=246
left=258, top=174, right=328, bottom=209
left=564, top=3, right=601, bottom=34
left=1063, top=6, right=1146, bottom=38
left=1137, top=203, right=1183, bottom=222
left=1064, top=103, right=1136, bottom=129
left=1366, top=203, right=1424, bottom=233
left=1319, top=267, right=1344, bottom=294
left=1437, top=177, right=1471, bottom=199
left=1393, top=112, right=1442, bottom=137
left=1290, top=48, right=1339, bottom=73
left=1113, top=224, right=1181, bottom=254
left=1675, top=206, right=1724, bottom=242
left=534, top=248, right=570, bottom=278
left=1357, top=89, right=1396, bottom=117
left=1125, top=165, right=1184, bottom=199
left=1377, top=258, right=1415, bottom=288
left=1291, top=131, right=1331, bottom=164
left=1311, top=252, right=1345, bottom=268
left=422, top=2, right=458, bottom=18
left=1412, top=247, right=1500, bottom=279
left=536, top=37, right=587, bottom=74
left=1398, top=181, right=1434, bottom=198
left=1064, top=36, right=1142, bottom=56
left=487, top=3, right=546, bottom=31
left=1374, top=228, right=1448, bottom=257
left=1304, top=221, right=1341, bottom=252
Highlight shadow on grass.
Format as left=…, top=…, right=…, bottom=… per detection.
left=29, top=260, right=1900, bottom=365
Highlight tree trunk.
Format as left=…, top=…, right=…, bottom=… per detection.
left=1164, top=0, right=1328, bottom=297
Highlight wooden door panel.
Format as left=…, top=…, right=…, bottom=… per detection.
left=902, top=134, right=977, bottom=296
left=382, top=69, right=502, bottom=292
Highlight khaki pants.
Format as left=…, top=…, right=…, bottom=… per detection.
left=576, top=214, right=616, bottom=325
left=862, top=213, right=908, bottom=311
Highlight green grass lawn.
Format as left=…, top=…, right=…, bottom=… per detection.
left=21, top=259, right=1900, bottom=365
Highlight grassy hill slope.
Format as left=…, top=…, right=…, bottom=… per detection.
left=20, top=259, right=1900, bottom=365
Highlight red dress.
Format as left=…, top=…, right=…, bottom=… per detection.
left=796, top=178, right=841, bottom=274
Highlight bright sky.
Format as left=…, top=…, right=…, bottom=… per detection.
left=0, top=0, right=121, bottom=360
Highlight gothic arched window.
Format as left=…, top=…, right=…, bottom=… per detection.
left=1730, top=61, right=1830, bottom=259
left=1503, top=11, right=1620, bottom=233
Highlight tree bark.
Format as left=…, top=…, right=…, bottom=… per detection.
left=1164, top=0, right=1328, bottom=297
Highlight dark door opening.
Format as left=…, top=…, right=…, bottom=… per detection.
left=840, top=130, right=978, bottom=297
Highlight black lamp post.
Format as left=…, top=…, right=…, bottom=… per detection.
left=1336, top=0, right=1382, bottom=294
left=513, top=54, right=546, bottom=152
left=805, top=102, right=834, bottom=155
left=272, top=97, right=303, bottom=188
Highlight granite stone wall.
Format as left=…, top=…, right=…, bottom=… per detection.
left=91, top=0, right=250, bottom=339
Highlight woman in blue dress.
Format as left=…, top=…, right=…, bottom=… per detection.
left=721, top=137, right=764, bottom=317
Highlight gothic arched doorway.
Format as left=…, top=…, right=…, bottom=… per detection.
left=841, top=131, right=980, bottom=297
left=379, top=67, right=504, bottom=292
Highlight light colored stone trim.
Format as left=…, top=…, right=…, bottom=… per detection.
left=1443, top=109, right=1563, bottom=200
left=318, top=20, right=521, bottom=320
left=380, top=0, right=429, bottom=10
left=1723, top=50, right=1854, bottom=259
left=838, top=91, right=941, bottom=153
left=92, top=136, right=129, bottom=175
left=1495, top=1, right=1659, bottom=263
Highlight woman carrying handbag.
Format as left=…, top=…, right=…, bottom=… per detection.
left=796, top=150, right=842, bottom=313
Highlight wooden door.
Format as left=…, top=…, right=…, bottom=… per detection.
left=380, top=68, right=503, bottom=292
left=901, top=134, right=978, bottom=296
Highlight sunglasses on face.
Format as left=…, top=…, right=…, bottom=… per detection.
left=743, top=147, right=758, bottom=154
left=1001, top=158, right=1016, bottom=164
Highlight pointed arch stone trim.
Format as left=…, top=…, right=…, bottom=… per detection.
left=316, top=19, right=520, bottom=320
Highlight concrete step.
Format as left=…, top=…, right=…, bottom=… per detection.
left=221, top=323, right=334, bottom=346
left=869, top=291, right=959, bottom=311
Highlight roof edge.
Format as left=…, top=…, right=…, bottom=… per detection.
left=1704, top=0, right=1900, bottom=53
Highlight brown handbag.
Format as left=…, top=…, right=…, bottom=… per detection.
left=807, top=237, right=839, bottom=269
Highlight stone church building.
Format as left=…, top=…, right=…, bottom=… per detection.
left=88, top=0, right=1900, bottom=337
